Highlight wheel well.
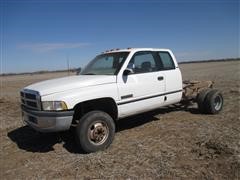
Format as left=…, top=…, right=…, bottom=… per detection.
left=72, top=98, right=118, bottom=124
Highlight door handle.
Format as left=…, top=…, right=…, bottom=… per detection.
left=158, top=76, right=164, bottom=81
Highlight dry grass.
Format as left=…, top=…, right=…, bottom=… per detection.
left=0, top=61, right=240, bottom=179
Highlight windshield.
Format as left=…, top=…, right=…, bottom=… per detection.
left=80, top=52, right=129, bottom=75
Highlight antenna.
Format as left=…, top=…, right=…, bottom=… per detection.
left=67, top=54, right=70, bottom=76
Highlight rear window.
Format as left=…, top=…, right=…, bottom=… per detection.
left=158, top=52, right=175, bottom=70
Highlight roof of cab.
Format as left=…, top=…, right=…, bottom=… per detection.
left=102, top=48, right=171, bottom=54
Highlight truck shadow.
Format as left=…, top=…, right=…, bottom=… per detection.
left=116, top=105, right=200, bottom=132
left=7, top=105, right=200, bottom=154
left=7, top=126, right=82, bottom=153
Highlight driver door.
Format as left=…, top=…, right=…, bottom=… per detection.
left=117, top=51, right=166, bottom=117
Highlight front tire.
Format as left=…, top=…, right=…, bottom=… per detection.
left=76, top=111, right=115, bottom=153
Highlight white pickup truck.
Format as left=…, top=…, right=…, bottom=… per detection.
left=21, top=48, right=223, bottom=153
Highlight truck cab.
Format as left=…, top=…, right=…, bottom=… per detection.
left=115, top=48, right=182, bottom=117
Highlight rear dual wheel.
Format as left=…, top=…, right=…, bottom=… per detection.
left=197, top=89, right=223, bottom=114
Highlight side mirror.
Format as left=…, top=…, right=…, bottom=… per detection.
left=123, top=63, right=135, bottom=75
left=123, top=68, right=134, bottom=76
left=76, top=67, right=81, bottom=75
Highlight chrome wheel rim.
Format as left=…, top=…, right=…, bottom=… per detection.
left=88, top=121, right=109, bottom=145
left=214, top=95, right=222, bottom=111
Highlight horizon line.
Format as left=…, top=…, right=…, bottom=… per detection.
left=1, top=58, right=239, bottom=76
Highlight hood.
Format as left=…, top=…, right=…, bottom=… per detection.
left=24, top=75, right=116, bottom=96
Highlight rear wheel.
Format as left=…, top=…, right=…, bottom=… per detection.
left=204, top=89, right=223, bottom=114
left=197, top=88, right=211, bottom=113
left=75, top=111, right=115, bottom=153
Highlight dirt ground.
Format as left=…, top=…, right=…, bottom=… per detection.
left=0, top=61, right=240, bottom=179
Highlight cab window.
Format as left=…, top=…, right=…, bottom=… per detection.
left=128, top=51, right=157, bottom=74
left=158, top=52, right=175, bottom=70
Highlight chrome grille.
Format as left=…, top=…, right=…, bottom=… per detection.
left=25, top=93, right=36, bottom=100
left=21, top=89, right=41, bottom=110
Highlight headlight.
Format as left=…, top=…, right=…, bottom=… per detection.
left=42, top=101, right=68, bottom=111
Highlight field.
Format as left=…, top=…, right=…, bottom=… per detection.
left=0, top=61, right=240, bottom=179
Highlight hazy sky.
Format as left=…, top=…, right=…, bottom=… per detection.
left=1, top=0, right=239, bottom=73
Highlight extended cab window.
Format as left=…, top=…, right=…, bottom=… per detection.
left=158, top=52, right=175, bottom=70
left=128, top=52, right=157, bottom=74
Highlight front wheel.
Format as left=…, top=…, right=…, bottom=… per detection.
left=76, top=111, right=115, bottom=153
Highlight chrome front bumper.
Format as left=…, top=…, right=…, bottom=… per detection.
left=21, top=105, right=74, bottom=132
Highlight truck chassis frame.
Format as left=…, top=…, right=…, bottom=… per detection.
left=182, top=80, right=214, bottom=102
